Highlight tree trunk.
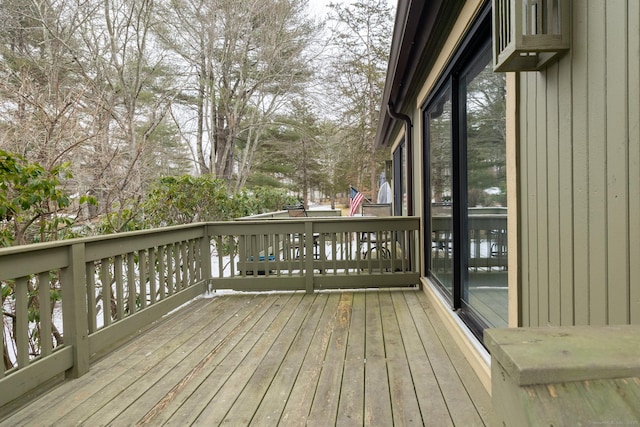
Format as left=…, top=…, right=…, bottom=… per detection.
left=196, top=62, right=209, bottom=175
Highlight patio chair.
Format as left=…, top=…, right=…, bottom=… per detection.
left=361, top=203, right=392, bottom=217
left=282, top=204, right=319, bottom=259
left=283, top=204, right=308, bottom=217
left=359, top=203, right=394, bottom=262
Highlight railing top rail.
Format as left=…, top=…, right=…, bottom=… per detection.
left=0, top=222, right=210, bottom=256
left=229, top=215, right=420, bottom=225
left=236, top=209, right=343, bottom=220
left=0, top=216, right=421, bottom=257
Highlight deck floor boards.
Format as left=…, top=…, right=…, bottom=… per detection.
left=1, top=289, right=495, bottom=426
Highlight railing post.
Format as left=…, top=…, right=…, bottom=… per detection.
left=304, top=220, right=314, bottom=294
left=201, top=225, right=212, bottom=292
left=61, top=243, right=90, bottom=378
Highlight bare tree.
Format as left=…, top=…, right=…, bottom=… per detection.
left=158, top=0, right=319, bottom=189
left=76, top=0, right=179, bottom=217
left=0, top=0, right=336, bottom=230
left=0, top=0, right=186, bottom=229
left=0, top=0, right=95, bottom=167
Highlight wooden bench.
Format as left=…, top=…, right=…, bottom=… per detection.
left=484, top=325, right=640, bottom=426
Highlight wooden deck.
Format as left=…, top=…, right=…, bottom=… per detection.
left=0, top=289, right=495, bottom=426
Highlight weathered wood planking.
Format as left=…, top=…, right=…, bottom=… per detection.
left=2, top=296, right=229, bottom=425
left=1, top=290, right=495, bottom=426
left=336, top=291, right=365, bottom=426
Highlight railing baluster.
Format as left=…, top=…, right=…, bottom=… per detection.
left=178, top=242, right=189, bottom=290
left=274, top=234, right=282, bottom=275
left=166, top=244, right=174, bottom=296
left=389, top=231, right=397, bottom=272
left=38, top=272, right=53, bottom=357
left=362, top=232, right=371, bottom=274
left=252, top=234, right=258, bottom=275
left=214, top=236, right=224, bottom=278
left=158, top=245, right=166, bottom=300
left=330, top=233, right=337, bottom=274
left=341, top=232, right=349, bottom=275
left=377, top=231, right=384, bottom=273
left=318, top=233, right=326, bottom=275
left=16, top=276, right=29, bottom=368
left=304, top=221, right=314, bottom=294
left=180, top=240, right=193, bottom=290
left=200, top=235, right=211, bottom=289
left=180, top=242, right=186, bottom=289
left=172, top=243, right=179, bottom=290
left=188, top=241, right=194, bottom=286
left=86, top=263, right=97, bottom=333
left=115, top=255, right=124, bottom=320
left=398, top=231, right=404, bottom=272
left=127, top=252, right=136, bottom=315
left=402, top=230, right=408, bottom=272
left=343, top=232, right=348, bottom=272
left=262, top=234, right=269, bottom=277
left=284, top=233, right=292, bottom=273
left=148, top=248, right=157, bottom=304
left=101, top=258, right=111, bottom=327
left=232, top=236, right=239, bottom=278
left=238, top=235, right=247, bottom=277
left=352, top=231, right=359, bottom=274
left=139, top=249, right=147, bottom=309
left=173, top=243, right=181, bottom=292
left=189, top=240, right=197, bottom=284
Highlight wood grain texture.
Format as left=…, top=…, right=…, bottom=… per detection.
left=0, top=290, right=494, bottom=426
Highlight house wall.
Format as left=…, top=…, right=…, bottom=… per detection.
left=518, top=0, right=640, bottom=327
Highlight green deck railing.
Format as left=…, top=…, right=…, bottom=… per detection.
left=0, top=216, right=419, bottom=408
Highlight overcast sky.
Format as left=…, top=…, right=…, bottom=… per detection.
left=307, top=0, right=397, bottom=18
left=307, top=0, right=342, bottom=17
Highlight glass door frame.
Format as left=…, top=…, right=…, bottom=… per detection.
left=421, top=3, right=504, bottom=340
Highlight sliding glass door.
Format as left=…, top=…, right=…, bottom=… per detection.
left=460, top=44, right=507, bottom=333
left=423, top=6, right=508, bottom=338
left=426, top=87, right=454, bottom=299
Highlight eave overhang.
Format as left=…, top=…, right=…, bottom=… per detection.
left=375, top=0, right=463, bottom=148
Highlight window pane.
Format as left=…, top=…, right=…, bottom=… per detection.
left=393, top=142, right=408, bottom=216
left=462, top=50, right=508, bottom=328
left=402, top=143, right=408, bottom=215
left=428, top=88, right=453, bottom=297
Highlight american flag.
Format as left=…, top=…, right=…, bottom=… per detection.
left=349, top=186, right=364, bottom=216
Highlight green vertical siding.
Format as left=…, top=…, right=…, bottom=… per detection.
left=518, top=0, right=640, bottom=327
left=586, top=0, right=608, bottom=326
left=570, top=0, right=589, bottom=326
left=630, top=0, right=640, bottom=325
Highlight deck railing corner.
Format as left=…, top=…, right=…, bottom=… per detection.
left=61, top=242, right=90, bottom=379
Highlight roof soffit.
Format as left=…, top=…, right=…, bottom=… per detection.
left=376, top=0, right=467, bottom=147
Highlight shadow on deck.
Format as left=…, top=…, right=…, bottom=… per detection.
left=0, top=288, right=494, bottom=426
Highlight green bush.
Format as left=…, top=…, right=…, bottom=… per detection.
left=249, top=186, right=299, bottom=213
left=138, top=176, right=299, bottom=228
left=0, top=150, right=96, bottom=246
left=140, top=175, right=230, bottom=227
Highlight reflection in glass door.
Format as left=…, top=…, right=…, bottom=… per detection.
left=427, top=88, right=454, bottom=299
left=423, top=7, right=508, bottom=339
left=460, top=45, right=508, bottom=329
